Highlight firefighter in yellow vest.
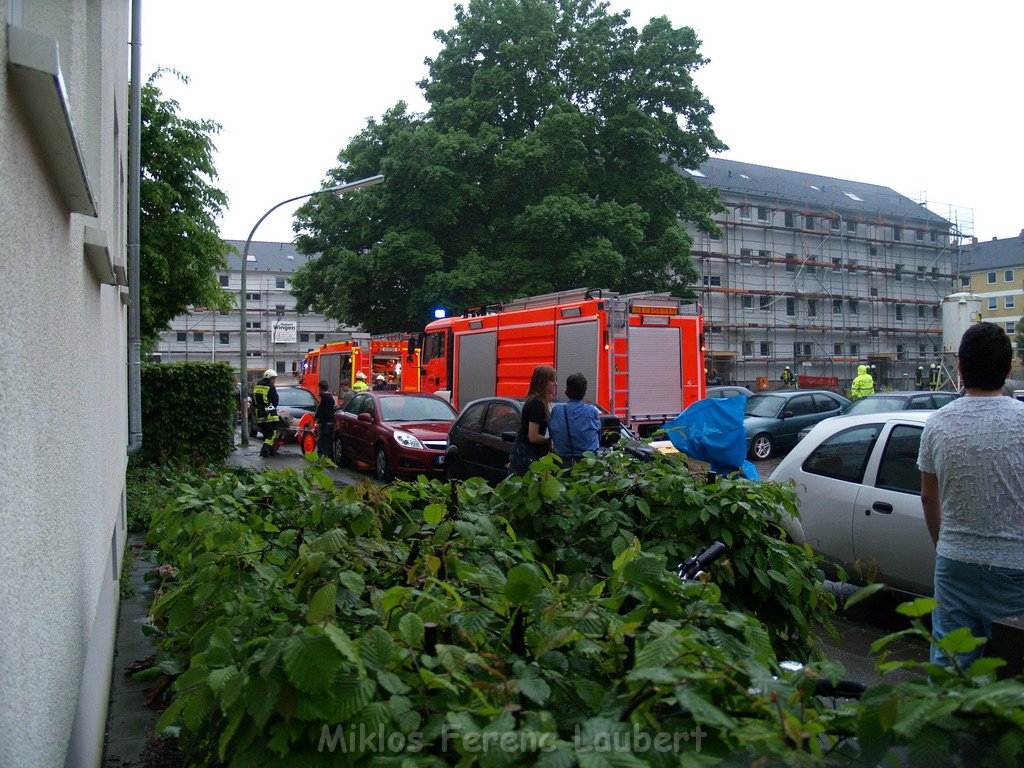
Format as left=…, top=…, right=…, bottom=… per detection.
left=850, top=364, right=875, bottom=399
left=352, top=371, right=369, bottom=392
left=252, top=369, right=281, bottom=457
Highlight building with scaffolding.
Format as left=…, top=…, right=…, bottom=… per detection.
left=155, top=240, right=359, bottom=381
left=684, top=158, right=967, bottom=393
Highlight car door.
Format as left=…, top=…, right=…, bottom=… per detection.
left=850, top=421, right=934, bottom=595
left=478, top=401, right=522, bottom=483
left=449, top=401, right=487, bottom=477
left=793, top=422, right=883, bottom=568
left=777, top=393, right=818, bottom=449
left=345, top=394, right=376, bottom=462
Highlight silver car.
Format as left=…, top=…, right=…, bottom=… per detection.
left=770, top=410, right=935, bottom=596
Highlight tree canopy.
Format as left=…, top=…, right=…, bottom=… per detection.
left=139, top=70, right=232, bottom=343
left=292, top=0, right=725, bottom=334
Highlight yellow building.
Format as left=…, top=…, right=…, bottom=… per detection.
left=962, top=233, right=1024, bottom=339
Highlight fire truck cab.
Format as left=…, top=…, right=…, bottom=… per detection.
left=300, top=337, right=421, bottom=397
left=419, top=288, right=704, bottom=436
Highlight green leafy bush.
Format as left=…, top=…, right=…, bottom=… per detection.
left=140, top=361, right=236, bottom=464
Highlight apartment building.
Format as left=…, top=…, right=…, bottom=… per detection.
left=960, top=232, right=1024, bottom=338
left=684, top=158, right=960, bottom=391
left=2, top=1, right=130, bottom=765
left=155, top=239, right=359, bottom=380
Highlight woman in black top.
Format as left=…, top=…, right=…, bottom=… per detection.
left=508, top=365, right=556, bottom=476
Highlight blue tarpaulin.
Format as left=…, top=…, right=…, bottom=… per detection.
left=660, top=396, right=759, bottom=480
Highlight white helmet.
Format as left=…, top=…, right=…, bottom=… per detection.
left=355, top=372, right=367, bottom=380
left=264, top=369, right=278, bottom=379
left=376, top=374, right=386, bottom=382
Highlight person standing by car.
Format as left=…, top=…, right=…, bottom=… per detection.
left=507, top=365, right=556, bottom=476
left=315, top=379, right=336, bottom=462
left=352, top=371, right=369, bottom=392
left=252, top=369, right=281, bottom=458
left=548, top=373, right=601, bottom=469
left=918, top=322, right=1024, bottom=669
left=849, top=364, right=875, bottom=399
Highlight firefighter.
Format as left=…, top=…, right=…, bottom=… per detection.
left=372, top=374, right=388, bottom=391
left=780, top=366, right=796, bottom=388
left=352, top=371, right=369, bottom=392
left=915, top=366, right=925, bottom=390
left=929, top=363, right=942, bottom=391
left=252, top=369, right=281, bottom=457
left=850, top=364, right=875, bottom=399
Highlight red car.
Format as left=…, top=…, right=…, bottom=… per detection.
left=333, top=391, right=457, bottom=481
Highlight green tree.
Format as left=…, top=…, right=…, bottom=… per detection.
left=1015, top=315, right=1024, bottom=369
left=139, top=69, right=231, bottom=343
left=292, top=0, right=725, bottom=334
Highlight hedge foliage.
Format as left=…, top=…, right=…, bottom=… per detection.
left=140, top=361, right=236, bottom=464
left=140, top=457, right=1024, bottom=766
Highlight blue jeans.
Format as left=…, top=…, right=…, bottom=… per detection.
left=931, top=555, right=1024, bottom=669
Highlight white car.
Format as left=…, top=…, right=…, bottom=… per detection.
left=770, top=410, right=935, bottom=596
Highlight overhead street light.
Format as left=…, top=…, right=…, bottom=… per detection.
left=239, top=174, right=384, bottom=447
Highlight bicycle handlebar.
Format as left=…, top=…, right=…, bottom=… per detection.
left=677, top=541, right=728, bottom=581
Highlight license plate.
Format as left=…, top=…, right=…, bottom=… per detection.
left=435, top=455, right=445, bottom=466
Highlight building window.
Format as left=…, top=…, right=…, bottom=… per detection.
left=739, top=248, right=753, bottom=264
left=849, top=301, right=859, bottom=315
left=807, top=299, right=818, bottom=318
left=739, top=205, right=751, bottom=220
left=759, top=296, right=771, bottom=311
left=918, top=304, right=926, bottom=318
left=869, top=246, right=878, bottom=257
left=784, top=211, right=795, bottom=227
left=846, top=220, right=855, bottom=233
left=850, top=343, right=859, bottom=355
left=917, top=266, right=926, bottom=280
left=806, top=262, right=816, bottom=275
left=895, top=305, right=903, bottom=321
left=742, top=341, right=754, bottom=357
left=933, top=344, right=940, bottom=354
left=987, top=271, right=997, bottom=284
left=833, top=342, right=843, bottom=355
left=742, top=295, right=754, bottom=310
left=932, top=305, right=939, bottom=318
left=246, top=321, right=261, bottom=329
left=193, top=332, right=204, bottom=341
left=960, top=275, right=970, bottom=288
left=276, top=277, right=286, bottom=289
left=785, top=253, right=796, bottom=272
left=988, top=297, right=998, bottom=311
left=930, top=266, right=939, bottom=280
left=894, top=264, right=903, bottom=281
left=176, top=332, right=186, bottom=342
left=757, top=249, right=770, bottom=263
left=793, top=342, right=812, bottom=357
left=915, top=229, right=924, bottom=241
left=805, top=214, right=815, bottom=229
left=832, top=257, right=841, bottom=269
left=703, top=275, right=722, bottom=287
left=870, top=287, right=878, bottom=297
left=846, top=259, right=858, bottom=272
left=219, top=274, right=229, bottom=286
left=786, top=298, right=795, bottom=316
left=275, top=304, right=286, bottom=316
left=246, top=292, right=261, bottom=300
left=893, top=226, right=902, bottom=241
left=1006, top=296, right=1016, bottom=309
left=315, top=333, right=325, bottom=342
left=830, top=216, right=839, bottom=230
left=930, top=231, right=938, bottom=242
left=246, top=350, right=262, bottom=358
left=1007, top=322, right=1017, bottom=334
left=757, top=206, right=768, bottom=221
left=896, top=344, right=906, bottom=360
left=832, top=299, right=842, bottom=314
left=300, top=333, right=310, bottom=342
left=219, top=332, right=229, bottom=345
left=1005, top=269, right=1014, bottom=283
left=760, top=341, right=771, bottom=356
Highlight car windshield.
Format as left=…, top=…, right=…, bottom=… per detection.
left=277, top=388, right=317, bottom=407
left=843, top=396, right=908, bottom=415
left=380, top=396, right=456, bottom=422
left=745, top=395, right=784, bottom=418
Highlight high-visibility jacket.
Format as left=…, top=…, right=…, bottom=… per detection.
left=352, top=380, right=369, bottom=392
left=252, top=378, right=280, bottom=423
left=849, top=366, right=875, bottom=399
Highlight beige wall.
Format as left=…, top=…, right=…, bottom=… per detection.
left=0, top=1, right=129, bottom=766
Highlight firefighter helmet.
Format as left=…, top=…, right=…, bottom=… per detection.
left=356, top=372, right=367, bottom=380
left=264, top=369, right=278, bottom=379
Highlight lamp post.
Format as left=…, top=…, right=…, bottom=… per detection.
left=239, top=174, right=384, bottom=446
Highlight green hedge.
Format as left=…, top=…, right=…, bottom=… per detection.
left=140, top=361, right=236, bottom=464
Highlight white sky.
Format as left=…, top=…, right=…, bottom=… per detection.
left=142, top=1, right=1023, bottom=245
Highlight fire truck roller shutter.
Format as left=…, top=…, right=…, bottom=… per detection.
left=628, top=326, right=682, bottom=419
left=555, top=321, right=599, bottom=403
left=322, top=353, right=342, bottom=393
left=457, top=330, right=498, bottom=406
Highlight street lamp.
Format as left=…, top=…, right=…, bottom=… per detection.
left=239, top=174, right=384, bottom=446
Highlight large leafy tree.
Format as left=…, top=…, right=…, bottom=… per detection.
left=139, top=70, right=231, bottom=343
left=1015, top=315, right=1024, bottom=369
left=292, top=0, right=725, bottom=334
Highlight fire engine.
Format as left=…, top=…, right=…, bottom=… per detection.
left=300, top=336, right=421, bottom=396
left=417, top=288, right=705, bottom=436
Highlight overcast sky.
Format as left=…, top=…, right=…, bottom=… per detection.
left=142, top=1, right=1022, bottom=245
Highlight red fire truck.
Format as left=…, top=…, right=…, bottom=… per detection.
left=417, top=288, right=705, bottom=436
left=300, top=337, right=421, bottom=396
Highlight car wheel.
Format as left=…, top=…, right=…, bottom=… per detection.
left=374, top=444, right=393, bottom=482
left=750, top=433, right=774, bottom=460
left=445, top=455, right=463, bottom=481
left=333, top=435, right=351, bottom=467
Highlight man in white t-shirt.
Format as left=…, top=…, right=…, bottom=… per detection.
left=917, top=322, right=1024, bottom=669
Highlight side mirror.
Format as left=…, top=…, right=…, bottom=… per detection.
left=781, top=410, right=794, bottom=418
left=358, top=412, right=373, bottom=423
left=501, top=431, right=517, bottom=444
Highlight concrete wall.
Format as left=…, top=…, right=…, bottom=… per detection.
left=0, top=1, right=129, bottom=766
